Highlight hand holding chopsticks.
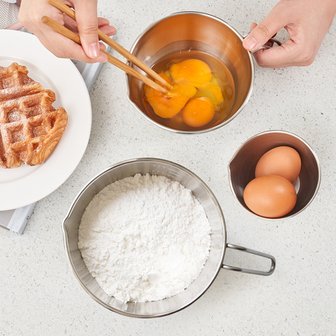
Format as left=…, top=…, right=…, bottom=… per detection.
left=42, top=0, right=171, bottom=93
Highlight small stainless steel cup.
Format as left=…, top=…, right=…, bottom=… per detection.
left=228, top=131, right=321, bottom=219
left=127, top=12, right=254, bottom=134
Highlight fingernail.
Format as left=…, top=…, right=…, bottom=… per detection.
left=96, top=54, right=107, bottom=63
left=88, top=42, right=99, bottom=58
left=244, top=36, right=258, bottom=51
left=109, top=27, right=117, bottom=35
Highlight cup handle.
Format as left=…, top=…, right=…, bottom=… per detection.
left=222, top=243, right=276, bottom=276
left=256, top=37, right=282, bottom=52
left=243, top=34, right=282, bottom=52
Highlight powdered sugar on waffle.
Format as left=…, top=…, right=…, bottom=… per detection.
left=78, top=174, right=211, bottom=303
left=0, top=63, right=68, bottom=168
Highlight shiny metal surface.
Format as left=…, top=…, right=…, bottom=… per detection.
left=127, top=12, right=254, bottom=134
left=228, top=131, right=321, bottom=219
left=223, top=244, right=275, bottom=276
left=257, top=37, right=282, bottom=51
left=63, top=158, right=275, bottom=318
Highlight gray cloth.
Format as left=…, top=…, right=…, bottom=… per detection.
left=0, top=1, right=18, bottom=29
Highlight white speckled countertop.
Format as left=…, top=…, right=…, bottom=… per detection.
left=1, top=0, right=336, bottom=335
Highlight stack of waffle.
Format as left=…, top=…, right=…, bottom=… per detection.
left=0, top=63, right=68, bottom=168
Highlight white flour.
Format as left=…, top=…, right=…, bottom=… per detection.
left=78, top=174, right=211, bottom=302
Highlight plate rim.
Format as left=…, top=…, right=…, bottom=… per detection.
left=0, top=29, right=92, bottom=210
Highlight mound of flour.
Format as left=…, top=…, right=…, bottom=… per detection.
left=78, top=174, right=211, bottom=302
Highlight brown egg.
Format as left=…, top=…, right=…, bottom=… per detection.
left=243, top=175, right=297, bottom=218
left=255, top=146, right=301, bottom=183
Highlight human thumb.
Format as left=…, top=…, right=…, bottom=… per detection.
left=73, top=0, right=100, bottom=58
left=243, top=4, right=287, bottom=52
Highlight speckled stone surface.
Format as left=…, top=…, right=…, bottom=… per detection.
left=1, top=0, right=336, bottom=335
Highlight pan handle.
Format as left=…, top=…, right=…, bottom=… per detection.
left=256, top=37, right=282, bottom=52
left=243, top=35, right=282, bottom=52
left=222, top=243, right=276, bottom=276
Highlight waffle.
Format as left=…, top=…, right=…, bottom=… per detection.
left=0, top=63, right=68, bottom=168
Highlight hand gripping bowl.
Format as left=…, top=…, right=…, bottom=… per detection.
left=63, top=158, right=276, bottom=318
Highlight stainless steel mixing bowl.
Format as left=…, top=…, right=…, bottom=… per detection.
left=63, top=158, right=275, bottom=318
left=127, top=12, right=254, bottom=134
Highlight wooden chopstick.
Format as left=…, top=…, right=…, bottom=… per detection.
left=48, top=0, right=173, bottom=91
left=41, top=16, right=168, bottom=94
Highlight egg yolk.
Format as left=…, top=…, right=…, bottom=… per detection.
left=144, top=72, right=197, bottom=118
left=196, top=77, right=224, bottom=107
left=182, top=97, right=215, bottom=128
left=170, top=59, right=212, bottom=87
left=144, top=59, right=224, bottom=126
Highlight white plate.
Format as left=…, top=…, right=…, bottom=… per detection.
left=0, top=30, right=92, bottom=210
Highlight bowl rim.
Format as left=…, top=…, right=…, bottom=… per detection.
left=127, top=11, right=255, bottom=134
left=62, top=157, right=227, bottom=318
left=227, top=130, right=322, bottom=220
